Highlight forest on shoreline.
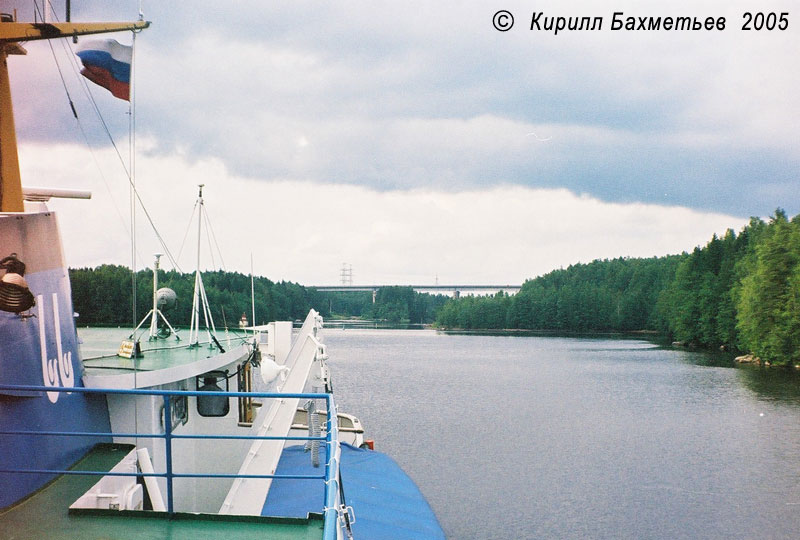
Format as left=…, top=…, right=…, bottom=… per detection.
left=70, top=210, right=799, bottom=366
left=436, top=210, right=800, bottom=366
left=69, top=267, right=447, bottom=328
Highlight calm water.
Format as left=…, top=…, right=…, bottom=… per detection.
left=322, top=329, right=800, bottom=540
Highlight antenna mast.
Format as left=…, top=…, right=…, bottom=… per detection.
left=188, top=185, right=219, bottom=347
left=129, top=253, right=180, bottom=341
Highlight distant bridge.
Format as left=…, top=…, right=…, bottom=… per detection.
left=310, top=284, right=522, bottom=302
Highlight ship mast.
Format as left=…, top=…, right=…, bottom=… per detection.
left=0, top=13, right=149, bottom=212
left=188, top=184, right=221, bottom=349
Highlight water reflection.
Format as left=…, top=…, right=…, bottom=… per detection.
left=326, top=329, right=800, bottom=539
left=674, top=349, right=736, bottom=368
left=737, top=364, right=800, bottom=403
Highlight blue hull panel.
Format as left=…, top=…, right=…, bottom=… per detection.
left=1, top=213, right=112, bottom=509
left=263, top=444, right=445, bottom=540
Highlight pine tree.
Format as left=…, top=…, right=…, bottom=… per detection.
left=736, top=210, right=800, bottom=365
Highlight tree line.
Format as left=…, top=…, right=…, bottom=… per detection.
left=312, top=286, right=447, bottom=323
left=435, top=256, right=681, bottom=333
left=69, top=210, right=799, bottom=364
left=69, top=266, right=317, bottom=328
left=435, top=210, right=800, bottom=366
left=69, top=267, right=446, bottom=328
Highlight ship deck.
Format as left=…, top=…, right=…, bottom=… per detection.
left=78, top=327, right=252, bottom=388
left=0, top=443, right=323, bottom=540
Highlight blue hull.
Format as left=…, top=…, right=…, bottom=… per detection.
left=264, top=443, right=445, bottom=540
left=0, top=212, right=112, bottom=509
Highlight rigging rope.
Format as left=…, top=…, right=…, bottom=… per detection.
left=177, top=197, right=228, bottom=272
left=176, top=200, right=199, bottom=262
left=40, top=2, right=238, bottom=281
left=40, top=6, right=182, bottom=272
left=203, top=205, right=227, bottom=271
left=48, top=26, right=134, bottom=246
left=44, top=35, right=77, bottom=119
left=203, top=208, right=217, bottom=270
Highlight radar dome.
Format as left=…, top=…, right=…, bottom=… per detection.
left=156, top=287, right=177, bottom=311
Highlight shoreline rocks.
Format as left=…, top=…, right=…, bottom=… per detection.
left=735, top=354, right=773, bottom=367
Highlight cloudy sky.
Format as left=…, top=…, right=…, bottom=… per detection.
left=9, top=1, right=799, bottom=285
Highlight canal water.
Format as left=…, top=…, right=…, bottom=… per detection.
left=323, top=329, right=800, bottom=540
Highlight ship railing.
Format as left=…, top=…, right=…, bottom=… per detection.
left=0, top=385, right=343, bottom=539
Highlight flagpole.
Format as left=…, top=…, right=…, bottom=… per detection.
left=130, top=28, right=139, bottom=435
left=130, top=30, right=137, bottom=329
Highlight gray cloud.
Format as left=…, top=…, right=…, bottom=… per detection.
left=11, top=0, right=799, bottom=217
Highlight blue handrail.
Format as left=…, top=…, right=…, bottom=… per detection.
left=0, top=384, right=342, bottom=539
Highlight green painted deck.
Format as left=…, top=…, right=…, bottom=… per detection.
left=83, top=342, right=238, bottom=374
left=0, top=444, right=322, bottom=540
left=80, top=327, right=251, bottom=376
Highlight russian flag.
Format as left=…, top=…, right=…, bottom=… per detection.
left=75, top=39, right=132, bottom=101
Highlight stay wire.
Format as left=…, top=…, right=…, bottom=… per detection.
left=38, top=0, right=151, bottom=433
left=42, top=4, right=151, bottom=274
left=52, top=25, right=182, bottom=272
left=177, top=201, right=199, bottom=263
left=44, top=37, right=78, bottom=119
left=46, top=15, right=134, bottom=246
left=202, top=205, right=226, bottom=271
left=203, top=208, right=217, bottom=270
left=206, top=207, right=227, bottom=271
